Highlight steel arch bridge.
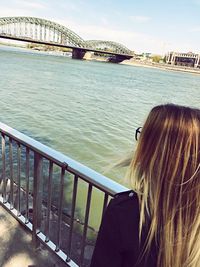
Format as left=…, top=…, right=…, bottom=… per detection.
left=85, top=40, right=132, bottom=55
left=0, top=16, right=133, bottom=55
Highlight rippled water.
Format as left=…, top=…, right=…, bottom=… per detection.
left=0, top=45, right=200, bottom=184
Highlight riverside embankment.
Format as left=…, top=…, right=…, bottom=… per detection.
left=121, top=59, right=200, bottom=75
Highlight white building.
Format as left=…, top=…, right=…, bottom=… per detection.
left=166, top=52, right=200, bottom=68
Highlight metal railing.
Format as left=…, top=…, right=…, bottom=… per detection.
left=0, top=122, right=128, bottom=267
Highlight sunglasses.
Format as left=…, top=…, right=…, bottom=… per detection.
left=135, top=127, right=142, bottom=141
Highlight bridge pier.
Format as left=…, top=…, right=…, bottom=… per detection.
left=72, top=48, right=86, bottom=59
left=108, top=55, right=132, bottom=63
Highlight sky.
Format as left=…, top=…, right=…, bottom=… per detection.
left=0, top=0, right=200, bottom=54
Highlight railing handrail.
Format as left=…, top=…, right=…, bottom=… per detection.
left=0, top=122, right=128, bottom=196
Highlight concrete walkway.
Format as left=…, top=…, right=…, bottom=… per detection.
left=0, top=204, right=68, bottom=267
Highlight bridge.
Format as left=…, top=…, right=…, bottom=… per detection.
left=0, top=16, right=134, bottom=63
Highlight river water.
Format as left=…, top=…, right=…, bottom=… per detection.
left=0, top=45, right=200, bottom=183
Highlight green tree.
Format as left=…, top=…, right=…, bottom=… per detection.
left=151, top=55, right=162, bottom=63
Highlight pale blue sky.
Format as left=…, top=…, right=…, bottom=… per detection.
left=1, top=0, right=200, bottom=54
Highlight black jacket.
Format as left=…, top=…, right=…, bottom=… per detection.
left=90, top=190, right=157, bottom=267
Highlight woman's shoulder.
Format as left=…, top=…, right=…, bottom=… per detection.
left=114, top=189, right=136, bottom=199
left=107, top=190, right=140, bottom=228
left=110, top=190, right=138, bottom=210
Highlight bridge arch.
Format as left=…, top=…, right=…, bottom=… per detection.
left=0, top=16, right=85, bottom=47
left=85, top=40, right=133, bottom=55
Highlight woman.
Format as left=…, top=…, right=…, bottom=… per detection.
left=90, top=104, right=200, bottom=267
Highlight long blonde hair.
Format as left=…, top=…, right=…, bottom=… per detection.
left=126, top=104, right=200, bottom=267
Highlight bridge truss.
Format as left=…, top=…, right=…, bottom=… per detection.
left=0, top=16, right=85, bottom=47
left=85, top=40, right=132, bottom=55
left=0, top=16, right=133, bottom=55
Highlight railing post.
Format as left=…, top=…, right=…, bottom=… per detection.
left=32, top=152, right=43, bottom=248
left=1, top=133, right=6, bottom=203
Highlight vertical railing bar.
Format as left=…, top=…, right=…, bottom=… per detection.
left=17, top=142, right=21, bottom=216
left=1, top=133, right=6, bottom=203
left=79, top=183, right=93, bottom=266
left=9, top=137, right=14, bottom=209
left=25, top=147, right=30, bottom=223
left=55, top=163, right=66, bottom=252
left=32, top=152, right=43, bottom=248
left=66, top=174, right=78, bottom=261
left=45, top=160, right=53, bottom=242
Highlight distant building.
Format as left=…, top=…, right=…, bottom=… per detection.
left=134, top=52, right=152, bottom=61
left=166, top=51, right=200, bottom=68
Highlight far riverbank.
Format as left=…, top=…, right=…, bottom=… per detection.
left=121, top=60, right=200, bottom=75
